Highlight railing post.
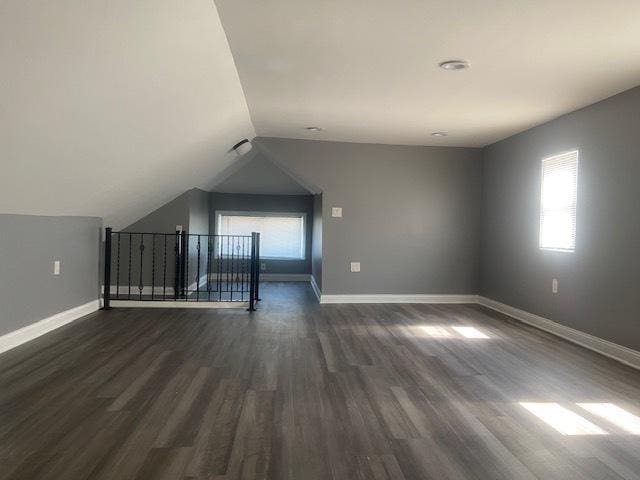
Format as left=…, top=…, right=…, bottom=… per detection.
left=255, top=232, right=261, bottom=302
left=248, top=232, right=257, bottom=312
left=103, top=227, right=112, bottom=310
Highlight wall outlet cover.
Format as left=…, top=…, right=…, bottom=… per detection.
left=332, top=207, right=343, bottom=218
left=552, top=278, right=558, bottom=294
left=53, top=260, right=61, bottom=275
left=261, top=262, right=267, bottom=271
left=350, top=262, right=361, bottom=273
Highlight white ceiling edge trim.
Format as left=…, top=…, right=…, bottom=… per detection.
left=0, top=0, right=255, bottom=231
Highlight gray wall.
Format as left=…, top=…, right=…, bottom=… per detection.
left=214, top=154, right=311, bottom=195
left=125, top=189, right=191, bottom=233
left=312, top=194, right=323, bottom=289
left=210, top=192, right=314, bottom=275
left=188, top=188, right=210, bottom=235
left=0, top=214, right=101, bottom=336
left=256, top=138, right=483, bottom=295
left=481, top=85, right=640, bottom=351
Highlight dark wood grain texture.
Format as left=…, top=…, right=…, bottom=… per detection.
left=1, top=283, right=639, bottom=479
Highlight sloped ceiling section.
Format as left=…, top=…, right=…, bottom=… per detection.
left=0, top=0, right=255, bottom=229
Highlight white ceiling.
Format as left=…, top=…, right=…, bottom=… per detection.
left=0, top=0, right=254, bottom=228
left=215, top=0, right=640, bottom=147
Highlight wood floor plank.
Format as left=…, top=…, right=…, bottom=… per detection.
left=1, top=282, right=640, bottom=480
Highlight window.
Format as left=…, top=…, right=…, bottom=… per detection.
left=539, top=150, right=579, bottom=252
left=217, top=211, right=306, bottom=260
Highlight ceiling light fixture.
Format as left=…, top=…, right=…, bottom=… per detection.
left=232, top=138, right=252, bottom=156
left=305, top=126, right=323, bottom=132
left=439, top=60, right=469, bottom=71
left=431, top=132, right=448, bottom=137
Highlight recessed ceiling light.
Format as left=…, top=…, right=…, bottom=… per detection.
left=431, top=131, right=448, bottom=137
left=305, top=126, right=323, bottom=132
left=439, top=60, right=469, bottom=71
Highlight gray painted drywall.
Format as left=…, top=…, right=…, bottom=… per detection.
left=214, top=154, right=311, bottom=195
left=188, top=189, right=210, bottom=235
left=256, top=138, right=483, bottom=295
left=312, top=194, right=323, bottom=289
left=0, top=214, right=101, bottom=337
left=125, top=190, right=191, bottom=233
left=481, top=85, right=640, bottom=351
left=210, top=192, right=313, bottom=275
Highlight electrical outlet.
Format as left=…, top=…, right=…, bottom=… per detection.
left=332, top=207, right=343, bottom=218
left=53, top=260, right=61, bottom=275
left=552, top=278, right=558, bottom=294
left=261, top=262, right=267, bottom=271
left=350, top=262, right=361, bottom=273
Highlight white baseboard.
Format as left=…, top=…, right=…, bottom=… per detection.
left=260, top=273, right=311, bottom=282
left=319, top=294, right=478, bottom=304
left=0, top=300, right=100, bottom=355
left=310, top=276, right=322, bottom=302
left=478, top=296, right=640, bottom=371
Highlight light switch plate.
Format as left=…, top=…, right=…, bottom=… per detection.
left=350, top=262, right=361, bottom=273
left=53, top=260, right=61, bottom=275
left=332, top=207, right=343, bottom=218
left=552, top=278, right=558, bottom=294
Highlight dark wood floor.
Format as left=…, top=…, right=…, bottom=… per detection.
left=2, top=283, right=640, bottom=480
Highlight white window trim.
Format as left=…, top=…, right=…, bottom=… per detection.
left=215, top=210, right=307, bottom=261
left=539, top=149, right=579, bottom=253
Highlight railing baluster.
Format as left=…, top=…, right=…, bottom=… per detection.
left=196, top=235, right=201, bottom=302
left=207, top=237, right=212, bottom=301
left=218, top=236, right=222, bottom=301
left=241, top=236, right=246, bottom=301
left=184, top=233, right=189, bottom=301
left=230, top=236, right=234, bottom=301
left=174, top=231, right=180, bottom=300
left=139, top=233, right=144, bottom=300
left=116, top=232, right=121, bottom=299
left=151, top=234, right=156, bottom=300
left=128, top=232, right=132, bottom=299
left=163, top=234, right=167, bottom=300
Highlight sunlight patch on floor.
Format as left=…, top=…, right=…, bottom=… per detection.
left=520, top=402, right=608, bottom=435
left=578, top=403, right=640, bottom=435
left=451, top=326, right=490, bottom=339
left=420, top=326, right=454, bottom=338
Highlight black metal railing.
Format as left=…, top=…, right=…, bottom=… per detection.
left=103, top=228, right=260, bottom=311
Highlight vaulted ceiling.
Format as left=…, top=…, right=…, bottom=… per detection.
left=0, top=0, right=254, bottom=228
left=215, top=0, right=640, bottom=147
left=2, top=0, right=640, bottom=227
